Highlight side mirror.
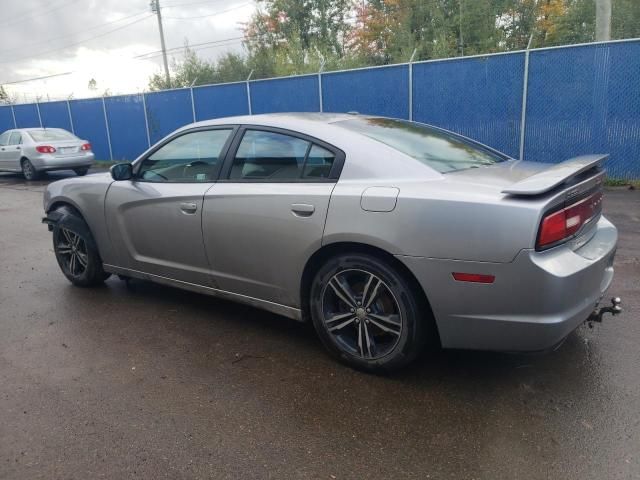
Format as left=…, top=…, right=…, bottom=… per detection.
left=110, top=162, right=133, bottom=181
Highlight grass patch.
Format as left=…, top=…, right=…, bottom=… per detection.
left=605, top=178, right=640, bottom=188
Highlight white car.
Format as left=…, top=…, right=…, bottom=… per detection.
left=0, top=128, right=95, bottom=180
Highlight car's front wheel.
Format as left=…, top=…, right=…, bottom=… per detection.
left=310, top=253, right=430, bottom=372
left=21, top=159, right=39, bottom=180
left=52, top=210, right=110, bottom=287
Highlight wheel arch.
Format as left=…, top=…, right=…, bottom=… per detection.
left=300, top=241, right=439, bottom=344
left=45, top=200, right=102, bottom=259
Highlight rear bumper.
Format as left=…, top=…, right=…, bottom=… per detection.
left=399, top=216, right=618, bottom=352
left=31, top=153, right=95, bottom=171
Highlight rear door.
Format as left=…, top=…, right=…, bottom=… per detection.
left=104, top=126, right=236, bottom=285
left=0, top=132, right=11, bottom=170
left=5, top=132, right=23, bottom=169
left=202, top=126, right=344, bottom=307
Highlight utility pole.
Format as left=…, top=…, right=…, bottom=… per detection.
left=150, top=0, right=170, bottom=86
left=595, top=0, right=611, bottom=41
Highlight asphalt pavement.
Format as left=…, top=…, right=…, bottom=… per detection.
left=0, top=170, right=638, bottom=479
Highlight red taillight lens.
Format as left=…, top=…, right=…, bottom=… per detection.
left=537, top=191, right=603, bottom=249
left=81, top=143, right=91, bottom=151
left=36, top=145, right=56, bottom=153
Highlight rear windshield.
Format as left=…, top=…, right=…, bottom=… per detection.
left=335, top=117, right=508, bottom=173
left=28, top=129, right=77, bottom=142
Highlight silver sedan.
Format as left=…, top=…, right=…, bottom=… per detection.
left=42, top=113, right=619, bottom=371
left=0, top=128, right=94, bottom=180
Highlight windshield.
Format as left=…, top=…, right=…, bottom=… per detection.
left=28, top=129, right=77, bottom=142
left=335, top=117, right=508, bottom=173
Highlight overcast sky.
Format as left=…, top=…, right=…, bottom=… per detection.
left=0, top=0, right=256, bottom=102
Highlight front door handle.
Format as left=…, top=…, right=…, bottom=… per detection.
left=291, top=203, right=315, bottom=217
left=180, top=202, right=198, bottom=214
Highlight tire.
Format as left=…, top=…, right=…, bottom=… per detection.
left=21, top=158, right=39, bottom=180
left=309, top=253, right=430, bottom=372
left=52, top=209, right=111, bottom=287
left=74, top=168, right=89, bottom=176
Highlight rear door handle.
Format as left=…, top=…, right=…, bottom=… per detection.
left=180, top=202, right=198, bottom=214
left=291, top=203, right=315, bottom=217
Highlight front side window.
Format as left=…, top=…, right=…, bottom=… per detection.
left=0, top=132, right=10, bottom=146
left=8, top=132, right=21, bottom=145
left=336, top=117, right=507, bottom=173
left=138, top=129, right=232, bottom=183
left=229, top=130, right=337, bottom=181
left=28, top=129, right=76, bottom=142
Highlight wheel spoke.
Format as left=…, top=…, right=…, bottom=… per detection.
left=364, top=278, right=383, bottom=308
left=62, top=229, right=74, bottom=245
left=329, top=277, right=357, bottom=308
left=69, top=253, right=76, bottom=274
left=328, top=317, right=356, bottom=332
left=325, top=311, right=354, bottom=325
left=367, top=314, right=402, bottom=336
left=57, top=245, right=72, bottom=255
left=363, top=321, right=375, bottom=357
left=76, top=251, right=88, bottom=267
left=357, top=321, right=364, bottom=357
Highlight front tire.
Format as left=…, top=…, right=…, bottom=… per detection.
left=21, top=159, right=39, bottom=180
left=309, top=253, right=429, bottom=372
left=52, top=211, right=110, bottom=287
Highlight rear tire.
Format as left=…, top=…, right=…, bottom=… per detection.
left=52, top=209, right=110, bottom=287
left=74, top=168, right=89, bottom=176
left=21, top=158, right=39, bottom=180
left=309, top=253, right=430, bottom=372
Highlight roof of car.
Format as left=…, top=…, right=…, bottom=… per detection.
left=191, top=112, right=368, bottom=129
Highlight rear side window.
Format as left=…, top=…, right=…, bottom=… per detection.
left=8, top=132, right=21, bottom=145
left=28, top=129, right=76, bottom=142
left=336, top=117, right=507, bottom=173
left=229, top=130, right=335, bottom=181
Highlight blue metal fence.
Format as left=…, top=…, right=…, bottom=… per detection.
left=1, top=39, right=638, bottom=178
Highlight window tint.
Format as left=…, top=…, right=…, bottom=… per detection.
left=0, top=132, right=10, bottom=146
left=8, top=132, right=21, bottom=145
left=336, top=118, right=507, bottom=173
left=303, top=145, right=335, bottom=178
left=28, top=129, right=76, bottom=142
left=230, top=130, right=310, bottom=180
left=138, top=129, right=232, bottom=183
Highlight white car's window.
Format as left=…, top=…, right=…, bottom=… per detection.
left=337, top=117, right=508, bottom=173
left=0, top=132, right=10, bottom=146
left=303, top=145, right=335, bottom=179
left=28, top=129, right=76, bottom=142
left=138, top=129, right=232, bottom=183
left=8, top=132, right=21, bottom=145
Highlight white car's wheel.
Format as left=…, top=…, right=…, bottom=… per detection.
left=21, top=159, right=38, bottom=180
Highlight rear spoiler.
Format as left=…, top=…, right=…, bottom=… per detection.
left=502, top=154, right=608, bottom=196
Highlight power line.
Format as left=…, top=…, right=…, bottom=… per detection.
left=163, top=2, right=251, bottom=20
left=0, top=0, right=81, bottom=28
left=0, top=15, right=154, bottom=67
left=162, top=0, right=234, bottom=8
left=0, top=10, right=149, bottom=56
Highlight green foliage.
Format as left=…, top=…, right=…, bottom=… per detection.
left=148, top=0, right=640, bottom=90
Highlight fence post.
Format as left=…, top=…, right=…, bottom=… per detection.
left=66, top=99, right=75, bottom=134
left=35, top=100, right=43, bottom=127
left=246, top=70, right=254, bottom=115
left=102, top=96, right=114, bottom=161
left=10, top=104, right=16, bottom=128
left=318, top=57, right=325, bottom=112
left=142, top=92, right=151, bottom=148
left=190, top=79, right=197, bottom=122
left=519, top=35, right=533, bottom=161
left=408, top=48, right=417, bottom=121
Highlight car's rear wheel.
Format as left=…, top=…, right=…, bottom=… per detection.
left=309, top=253, right=429, bottom=372
left=52, top=211, right=110, bottom=287
left=21, top=159, right=38, bottom=180
left=74, top=167, right=89, bottom=176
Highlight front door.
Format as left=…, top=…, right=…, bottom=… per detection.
left=202, top=127, right=342, bottom=307
left=104, top=127, right=235, bottom=285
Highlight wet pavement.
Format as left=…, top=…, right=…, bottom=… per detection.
left=0, top=171, right=638, bottom=479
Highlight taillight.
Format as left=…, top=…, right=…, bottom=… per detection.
left=81, top=143, right=91, bottom=151
left=537, top=191, right=603, bottom=250
left=36, top=145, right=56, bottom=153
